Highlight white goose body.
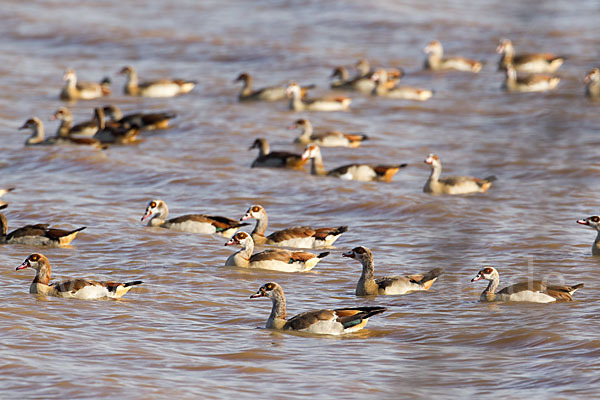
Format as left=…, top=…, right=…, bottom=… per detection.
left=225, top=232, right=329, bottom=272
left=491, top=290, right=556, bottom=303
left=137, top=83, right=182, bottom=98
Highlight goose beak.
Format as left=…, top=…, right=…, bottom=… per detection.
left=141, top=209, right=152, bottom=222
left=471, top=274, right=482, bottom=282
left=16, top=260, right=30, bottom=271
left=577, top=219, right=589, bottom=226
left=342, top=250, right=354, bottom=258
left=240, top=213, right=251, bottom=221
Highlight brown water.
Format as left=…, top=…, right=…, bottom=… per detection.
left=1, top=0, right=600, bottom=398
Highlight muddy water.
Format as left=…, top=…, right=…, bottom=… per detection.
left=1, top=0, right=599, bottom=398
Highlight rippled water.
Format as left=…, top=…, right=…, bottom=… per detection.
left=1, top=0, right=600, bottom=398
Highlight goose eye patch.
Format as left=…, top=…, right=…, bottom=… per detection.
left=150, top=202, right=157, bottom=208
left=592, top=216, right=599, bottom=223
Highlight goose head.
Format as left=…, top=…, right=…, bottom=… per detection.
left=63, top=68, right=77, bottom=82
left=286, top=82, right=301, bottom=98
left=424, top=40, right=442, bottom=55
left=471, top=266, right=499, bottom=283
left=424, top=153, right=441, bottom=168
left=141, top=199, right=168, bottom=222
left=342, top=246, right=373, bottom=264
left=241, top=205, right=266, bottom=221
left=584, top=68, right=600, bottom=84
left=234, top=72, right=250, bottom=83
left=577, top=215, right=600, bottom=231
left=119, top=65, right=135, bottom=76
left=250, top=282, right=283, bottom=299
left=496, top=39, right=514, bottom=54
left=19, top=117, right=42, bottom=131
left=50, top=107, right=72, bottom=122
left=301, top=144, right=321, bottom=161
left=225, top=231, right=253, bottom=247
left=16, top=253, right=50, bottom=273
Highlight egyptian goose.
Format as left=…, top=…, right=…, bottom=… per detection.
left=472, top=266, right=583, bottom=303
left=119, top=65, right=196, bottom=97
left=225, top=232, right=329, bottom=272
left=59, top=68, right=111, bottom=101
left=343, top=246, right=443, bottom=296
left=287, top=82, right=351, bottom=112
left=141, top=199, right=248, bottom=238
left=92, top=107, right=140, bottom=144
left=576, top=215, right=600, bottom=255
left=241, top=204, right=348, bottom=248
left=291, top=118, right=368, bottom=148
left=496, top=39, right=565, bottom=73
left=371, top=69, right=433, bottom=101
left=0, top=210, right=85, bottom=246
left=234, top=72, right=288, bottom=101
left=102, top=105, right=177, bottom=131
left=20, top=118, right=103, bottom=148
left=584, top=68, right=600, bottom=99
left=329, top=66, right=381, bottom=94
left=250, top=282, right=386, bottom=334
left=249, top=138, right=307, bottom=169
left=355, top=59, right=404, bottom=82
left=51, top=107, right=98, bottom=137
left=424, top=153, right=495, bottom=195
left=16, top=253, right=142, bottom=299
left=423, top=40, right=482, bottom=73
left=301, top=144, right=407, bottom=182
left=502, top=65, right=560, bottom=93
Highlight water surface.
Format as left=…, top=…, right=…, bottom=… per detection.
left=1, top=0, right=599, bottom=398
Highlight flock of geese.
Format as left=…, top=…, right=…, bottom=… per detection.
left=6, top=38, right=599, bottom=335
